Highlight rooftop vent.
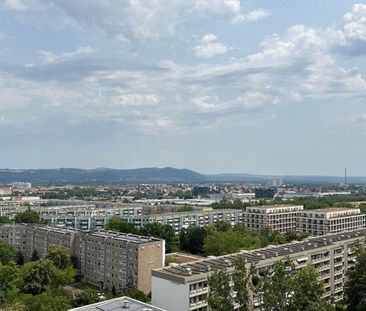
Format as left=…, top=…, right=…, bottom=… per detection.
left=206, top=265, right=211, bottom=272
left=186, top=267, right=192, bottom=276
left=122, top=300, right=129, bottom=309
left=224, top=259, right=232, bottom=266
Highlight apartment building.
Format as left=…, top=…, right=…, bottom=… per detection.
left=76, top=230, right=164, bottom=293
left=40, top=205, right=142, bottom=230
left=122, top=209, right=245, bottom=233
left=68, top=296, right=166, bottom=311
left=243, top=205, right=304, bottom=233
left=299, top=208, right=366, bottom=235
left=0, top=224, right=164, bottom=293
left=151, top=230, right=365, bottom=311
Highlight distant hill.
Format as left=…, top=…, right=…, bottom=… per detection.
left=0, top=168, right=365, bottom=185
left=0, top=167, right=205, bottom=185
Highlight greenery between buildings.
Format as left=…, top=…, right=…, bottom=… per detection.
left=0, top=243, right=148, bottom=311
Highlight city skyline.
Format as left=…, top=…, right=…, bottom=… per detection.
left=1, top=1, right=366, bottom=175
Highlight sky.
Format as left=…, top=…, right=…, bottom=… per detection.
left=1, top=0, right=366, bottom=175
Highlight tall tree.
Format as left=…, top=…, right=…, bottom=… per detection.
left=345, top=250, right=366, bottom=311
left=46, top=246, right=72, bottom=270
left=0, top=263, right=20, bottom=304
left=254, top=260, right=295, bottom=311
left=140, top=223, right=177, bottom=253
left=0, top=242, right=17, bottom=265
left=232, top=257, right=249, bottom=311
left=207, top=267, right=234, bottom=311
left=179, top=226, right=206, bottom=255
left=14, top=209, right=43, bottom=224
left=106, top=216, right=139, bottom=234
left=20, top=259, right=58, bottom=295
left=291, top=265, right=326, bottom=311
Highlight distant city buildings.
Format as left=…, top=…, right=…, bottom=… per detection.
left=152, top=230, right=366, bottom=311
left=0, top=224, right=164, bottom=293
left=254, top=188, right=277, bottom=199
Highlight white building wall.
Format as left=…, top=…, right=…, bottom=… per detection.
left=152, top=276, right=189, bottom=311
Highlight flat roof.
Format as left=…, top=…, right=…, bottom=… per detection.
left=68, top=296, right=166, bottom=311
left=155, top=229, right=366, bottom=279
left=308, top=208, right=360, bottom=213
left=89, top=230, right=163, bottom=244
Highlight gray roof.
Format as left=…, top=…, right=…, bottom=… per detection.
left=68, top=296, right=166, bottom=311
left=157, top=229, right=366, bottom=278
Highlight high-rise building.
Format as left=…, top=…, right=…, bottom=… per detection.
left=0, top=224, right=164, bottom=293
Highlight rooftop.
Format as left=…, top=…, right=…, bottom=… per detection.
left=309, top=208, right=360, bottom=213
left=90, top=229, right=163, bottom=244
left=154, top=229, right=366, bottom=279
left=68, top=296, right=166, bottom=311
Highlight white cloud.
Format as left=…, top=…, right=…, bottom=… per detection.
left=244, top=9, right=270, bottom=22
left=38, top=46, right=98, bottom=64
left=2, top=0, right=27, bottom=11
left=1, top=3, right=366, bottom=136
left=4, top=0, right=269, bottom=40
left=195, top=33, right=232, bottom=58
left=343, top=4, right=366, bottom=42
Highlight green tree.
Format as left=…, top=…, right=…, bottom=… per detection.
left=20, top=259, right=58, bottom=295
left=140, top=223, right=177, bottom=253
left=345, top=250, right=366, bottom=311
left=0, top=241, right=17, bottom=265
left=232, top=257, right=249, bottom=311
left=74, top=288, right=100, bottom=307
left=0, top=263, right=20, bottom=304
left=18, top=288, right=72, bottom=311
left=46, top=246, right=72, bottom=270
left=0, top=216, right=11, bottom=224
left=179, top=226, right=206, bottom=255
left=291, top=265, right=329, bottom=311
left=207, top=267, right=234, bottom=311
left=254, top=260, right=294, bottom=311
left=106, top=216, right=139, bottom=234
left=14, top=209, right=43, bottom=224
left=31, top=249, right=39, bottom=261
left=203, top=230, right=262, bottom=256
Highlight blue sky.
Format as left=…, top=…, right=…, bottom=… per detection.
left=1, top=0, right=366, bottom=175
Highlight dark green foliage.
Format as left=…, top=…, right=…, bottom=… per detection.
left=16, top=251, right=24, bottom=266
left=106, top=216, right=139, bottom=234
left=179, top=226, right=207, bottom=255
left=20, top=259, right=59, bottom=295
left=0, top=241, right=17, bottom=265
left=207, top=268, right=234, bottom=311
left=253, top=261, right=332, bottom=311
left=0, top=216, right=11, bottom=224
left=0, top=263, right=20, bottom=304
left=73, top=288, right=100, bottom=307
left=140, top=223, right=178, bottom=253
left=46, top=246, right=72, bottom=270
left=232, top=257, right=249, bottom=311
left=18, top=288, right=72, bottom=311
left=31, top=249, right=39, bottom=261
left=14, top=209, right=43, bottom=224
left=345, top=251, right=366, bottom=310
left=211, top=198, right=247, bottom=210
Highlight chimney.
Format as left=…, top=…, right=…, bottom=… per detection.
left=123, top=300, right=129, bottom=309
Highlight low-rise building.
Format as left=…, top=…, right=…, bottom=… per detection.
left=152, top=230, right=365, bottom=311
